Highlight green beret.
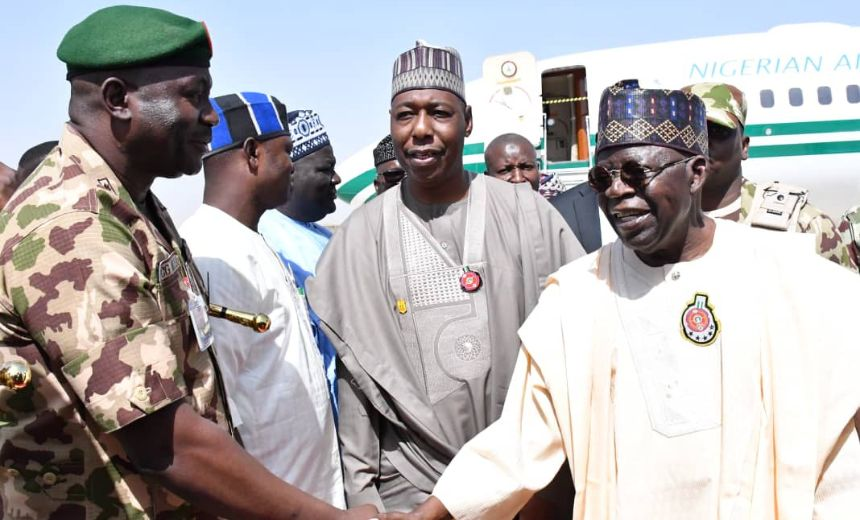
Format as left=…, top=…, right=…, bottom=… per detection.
left=57, top=5, right=212, bottom=77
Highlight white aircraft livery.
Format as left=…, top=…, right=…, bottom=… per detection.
left=335, top=22, right=860, bottom=220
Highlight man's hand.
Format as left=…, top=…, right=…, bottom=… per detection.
left=341, top=504, right=381, bottom=519
left=114, top=401, right=347, bottom=519
left=518, top=494, right=558, bottom=519
left=376, top=496, right=451, bottom=520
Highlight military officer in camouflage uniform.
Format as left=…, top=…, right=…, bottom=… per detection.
left=683, top=82, right=857, bottom=271
left=841, top=204, right=860, bottom=269
left=0, top=6, right=378, bottom=520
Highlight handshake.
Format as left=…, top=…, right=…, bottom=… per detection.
left=344, top=497, right=450, bottom=520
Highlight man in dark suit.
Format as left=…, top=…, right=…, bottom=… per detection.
left=551, top=181, right=602, bottom=253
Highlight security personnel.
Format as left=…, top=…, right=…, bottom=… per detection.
left=683, top=82, right=856, bottom=271
left=841, top=204, right=860, bottom=268
left=372, top=134, right=406, bottom=195
left=0, top=6, right=376, bottom=519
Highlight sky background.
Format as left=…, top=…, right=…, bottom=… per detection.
left=1, top=0, right=856, bottom=223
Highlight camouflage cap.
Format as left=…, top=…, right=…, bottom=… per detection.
left=682, top=82, right=747, bottom=129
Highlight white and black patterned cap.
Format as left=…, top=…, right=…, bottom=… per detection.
left=391, top=40, right=465, bottom=102
left=288, top=109, right=331, bottom=161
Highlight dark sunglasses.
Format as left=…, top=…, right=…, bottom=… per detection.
left=382, top=168, right=406, bottom=180
left=707, top=122, right=740, bottom=142
left=588, top=156, right=694, bottom=192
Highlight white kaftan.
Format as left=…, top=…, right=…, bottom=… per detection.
left=182, top=204, right=344, bottom=507
left=434, top=220, right=860, bottom=519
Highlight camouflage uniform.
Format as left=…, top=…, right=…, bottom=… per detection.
left=0, top=125, right=229, bottom=519
left=684, top=82, right=857, bottom=272
left=713, top=178, right=857, bottom=271
left=840, top=204, right=860, bottom=269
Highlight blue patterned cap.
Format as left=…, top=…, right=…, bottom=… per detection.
left=391, top=40, right=465, bottom=102
left=288, top=109, right=331, bottom=161
left=206, top=92, right=289, bottom=158
left=595, top=79, right=708, bottom=157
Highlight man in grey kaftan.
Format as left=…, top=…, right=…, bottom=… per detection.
left=307, top=40, right=584, bottom=514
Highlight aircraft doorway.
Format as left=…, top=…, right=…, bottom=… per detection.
left=542, top=66, right=589, bottom=165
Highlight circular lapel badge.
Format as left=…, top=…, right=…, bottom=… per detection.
left=459, top=269, right=482, bottom=293
left=681, top=293, right=719, bottom=346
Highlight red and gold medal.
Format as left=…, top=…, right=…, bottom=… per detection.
left=459, top=267, right=482, bottom=293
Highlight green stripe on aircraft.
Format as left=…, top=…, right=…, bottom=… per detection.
left=748, top=140, right=860, bottom=158
left=745, top=119, right=860, bottom=137
left=463, top=143, right=485, bottom=155
left=339, top=167, right=376, bottom=203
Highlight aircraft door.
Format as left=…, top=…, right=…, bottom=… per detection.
left=542, top=66, right=589, bottom=164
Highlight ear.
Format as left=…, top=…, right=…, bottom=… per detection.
left=464, top=104, right=474, bottom=138
left=740, top=135, right=750, bottom=161
left=688, top=155, right=708, bottom=195
left=101, top=77, right=132, bottom=121
left=243, top=138, right=261, bottom=174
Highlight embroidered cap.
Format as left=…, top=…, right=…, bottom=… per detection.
left=205, top=92, right=289, bottom=158
left=391, top=40, right=465, bottom=102
left=538, top=172, right=565, bottom=199
left=373, top=135, right=396, bottom=166
left=288, top=110, right=331, bottom=161
left=595, top=79, right=708, bottom=157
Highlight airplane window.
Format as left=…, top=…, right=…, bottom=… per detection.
left=848, top=85, right=860, bottom=104
left=788, top=88, right=803, bottom=107
left=817, top=86, right=832, bottom=105
left=760, top=89, right=774, bottom=108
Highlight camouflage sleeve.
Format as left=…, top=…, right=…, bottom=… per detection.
left=797, top=207, right=858, bottom=273
left=1, top=211, right=190, bottom=432
left=837, top=217, right=860, bottom=270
